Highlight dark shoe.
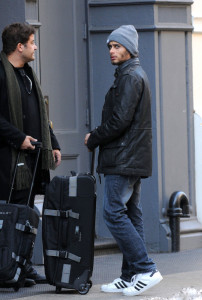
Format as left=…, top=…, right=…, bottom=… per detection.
left=25, top=264, right=47, bottom=284
left=24, top=278, right=36, bottom=287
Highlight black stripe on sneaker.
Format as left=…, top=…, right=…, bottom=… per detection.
left=118, top=282, right=125, bottom=289
left=115, top=281, right=128, bottom=289
left=150, top=270, right=157, bottom=277
left=135, top=280, right=147, bottom=291
left=121, top=281, right=128, bottom=288
left=137, top=281, right=147, bottom=287
left=119, top=282, right=125, bottom=288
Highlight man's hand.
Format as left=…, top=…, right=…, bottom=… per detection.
left=53, top=149, right=61, bottom=167
left=84, top=133, right=92, bottom=152
left=84, top=133, right=91, bottom=146
left=21, top=136, right=37, bottom=150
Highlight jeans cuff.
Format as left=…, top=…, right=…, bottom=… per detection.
left=120, top=274, right=133, bottom=282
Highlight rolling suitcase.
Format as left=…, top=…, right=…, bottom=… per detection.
left=0, top=142, right=42, bottom=291
left=42, top=153, right=96, bottom=295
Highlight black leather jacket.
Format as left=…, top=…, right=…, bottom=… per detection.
left=87, top=58, right=152, bottom=177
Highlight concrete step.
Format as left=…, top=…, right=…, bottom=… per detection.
left=94, top=238, right=119, bottom=256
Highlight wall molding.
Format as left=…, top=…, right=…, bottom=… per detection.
left=89, top=0, right=193, bottom=7
left=89, top=25, right=193, bottom=32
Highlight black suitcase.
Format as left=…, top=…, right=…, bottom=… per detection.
left=42, top=154, right=96, bottom=295
left=0, top=142, right=41, bottom=291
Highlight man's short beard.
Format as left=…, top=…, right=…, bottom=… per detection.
left=111, top=61, right=121, bottom=66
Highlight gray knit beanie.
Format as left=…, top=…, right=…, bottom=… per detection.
left=107, top=25, right=138, bottom=56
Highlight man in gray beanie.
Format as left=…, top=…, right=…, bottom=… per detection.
left=107, top=25, right=139, bottom=57
left=85, top=25, right=163, bottom=296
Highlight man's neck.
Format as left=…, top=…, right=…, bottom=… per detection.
left=7, top=53, right=25, bottom=68
left=117, top=58, right=134, bottom=69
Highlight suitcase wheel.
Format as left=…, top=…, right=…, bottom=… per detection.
left=13, top=284, right=20, bottom=292
left=78, top=281, right=92, bottom=295
left=88, top=280, right=92, bottom=288
left=56, top=287, right=61, bottom=294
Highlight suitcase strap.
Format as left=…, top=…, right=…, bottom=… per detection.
left=5, top=267, right=21, bottom=284
left=12, top=252, right=26, bottom=265
left=69, top=176, right=77, bottom=197
left=15, top=221, right=38, bottom=235
left=44, top=209, right=79, bottom=219
left=45, top=250, right=81, bottom=263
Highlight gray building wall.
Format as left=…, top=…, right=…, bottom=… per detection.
left=0, top=0, right=25, bottom=45
left=0, top=0, right=201, bottom=254
left=87, top=0, right=200, bottom=252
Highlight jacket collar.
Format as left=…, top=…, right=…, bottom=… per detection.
left=114, top=57, right=140, bottom=78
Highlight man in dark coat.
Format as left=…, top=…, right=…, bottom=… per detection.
left=85, top=25, right=162, bottom=296
left=0, top=23, right=61, bottom=286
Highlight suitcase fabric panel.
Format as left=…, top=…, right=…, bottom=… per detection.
left=0, top=143, right=41, bottom=290
left=42, top=174, right=96, bottom=292
left=0, top=203, right=39, bottom=283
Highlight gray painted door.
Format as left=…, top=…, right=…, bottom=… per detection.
left=38, top=0, right=90, bottom=176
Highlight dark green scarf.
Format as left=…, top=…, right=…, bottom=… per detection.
left=0, top=51, right=56, bottom=190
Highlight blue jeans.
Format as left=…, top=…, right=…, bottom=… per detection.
left=103, top=175, right=156, bottom=281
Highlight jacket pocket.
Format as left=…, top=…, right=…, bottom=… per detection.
left=100, top=140, right=126, bottom=167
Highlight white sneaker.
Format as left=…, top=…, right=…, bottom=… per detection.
left=101, top=278, right=132, bottom=293
left=123, top=270, right=163, bottom=296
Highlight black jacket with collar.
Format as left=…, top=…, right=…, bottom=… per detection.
left=0, top=61, right=60, bottom=199
left=87, top=58, right=152, bottom=177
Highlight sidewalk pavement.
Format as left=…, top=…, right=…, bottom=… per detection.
left=1, top=247, right=202, bottom=300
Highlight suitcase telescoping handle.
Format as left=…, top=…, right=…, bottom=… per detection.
left=8, top=141, right=42, bottom=206
left=90, top=150, right=95, bottom=176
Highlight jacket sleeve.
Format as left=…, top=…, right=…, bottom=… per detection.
left=49, top=125, right=61, bottom=150
left=0, top=65, right=26, bottom=149
left=87, top=74, right=143, bottom=150
left=0, top=112, right=26, bottom=149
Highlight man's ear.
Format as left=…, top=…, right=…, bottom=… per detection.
left=17, top=43, right=24, bottom=53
